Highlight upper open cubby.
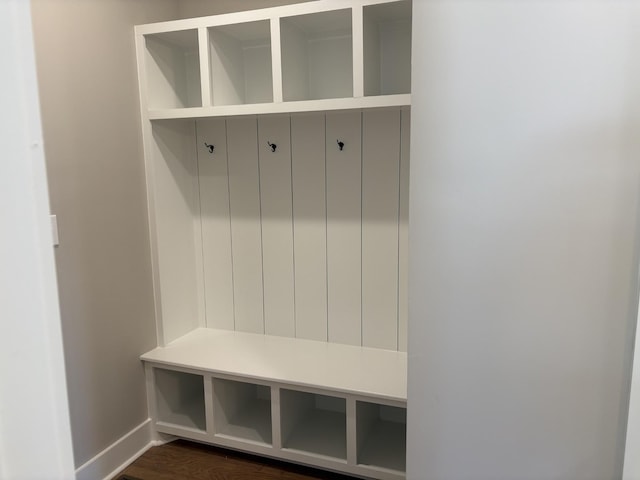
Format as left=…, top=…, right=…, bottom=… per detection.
left=144, top=29, right=202, bottom=109
left=280, top=9, right=353, bottom=102
left=363, top=0, right=412, bottom=96
left=209, top=20, right=273, bottom=106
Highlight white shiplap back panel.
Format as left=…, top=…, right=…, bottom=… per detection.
left=151, top=121, right=201, bottom=344
left=398, top=108, right=410, bottom=352
left=362, top=109, right=400, bottom=350
left=258, top=115, right=296, bottom=337
left=326, top=111, right=362, bottom=346
left=196, top=118, right=234, bottom=330
left=227, top=116, right=264, bottom=333
left=291, top=113, right=328, bottom=341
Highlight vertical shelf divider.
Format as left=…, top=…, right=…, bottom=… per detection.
left=204, top=374, right=215, bottom=438
left=270, top=17, right=284, bottom=103
left=346, top=397, right=358, bottom=466
left=271, top=387, right=283, bottom=450
left=352, top=6, right=364, bottom=98
left=198, top=27, right=212, bottom=107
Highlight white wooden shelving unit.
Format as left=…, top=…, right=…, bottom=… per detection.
left=135, top=1, right=411, bottom=479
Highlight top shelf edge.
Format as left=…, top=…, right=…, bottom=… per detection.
left=147, top=95, right=411, bottom=121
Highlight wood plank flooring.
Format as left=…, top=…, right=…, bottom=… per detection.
left=115, top=440, right=356, bottom=480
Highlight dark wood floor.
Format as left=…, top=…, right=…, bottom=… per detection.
left=115, top=439, right=357, bottom=480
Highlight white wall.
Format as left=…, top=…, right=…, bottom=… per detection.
left=407, top=2, right=640, bottom=479
left=30, top=0, right=178, bottom=470
left=0, top=1, right=75, bottom=478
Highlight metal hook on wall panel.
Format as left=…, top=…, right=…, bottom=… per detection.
left=267, top=141, right=277, bottom=153
left=204, top=142, right=214, bottom=154
left=337, top=140, right=345, bottom=151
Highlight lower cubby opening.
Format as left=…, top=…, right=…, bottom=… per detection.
left=154, top=368, right=206, bottom=432
left=280, top=389, right=347, bottom=461
left=213, top=378, right=272, bottom=445
left=356, top=401, right=406, bottom=472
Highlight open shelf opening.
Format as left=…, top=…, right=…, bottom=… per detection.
left=363, top=1, right=412, bottom=96
left=356, top=401, right=406, bottom=472
left=209, top=20, right=273, bottom=106
left=154, top=368, right=206, bottom=431
left=280, top=9, right=353, bottom=102
left=144, top=29, right=202, bottom=109
left=280, top=389, right=346, bottom=460
left=213, top=378, right=272, bottom=445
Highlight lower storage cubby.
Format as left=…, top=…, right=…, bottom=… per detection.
left=154, top=368, right=206, bottom=432
left=357, top=401, right=407, bottom=473
left=280, top=389, right=347, bottom=461
left=213, top=378, right=272, bottom=445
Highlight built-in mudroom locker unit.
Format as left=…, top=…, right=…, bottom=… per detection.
left=135, top=1, right=411, bottom=479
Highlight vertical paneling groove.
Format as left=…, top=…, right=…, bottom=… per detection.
left=196, top=118, right=234, bottom=331
left=362, top=109, right=401, bottom=350
left=398, top=108, right=410, bottom=351
left=326, top=111, right=363, bottom=346
left=291, top=113, right=328, bottom=341
left=258, top=115, right=295, bottom=337
left=227, top=116, right=264, bottom=333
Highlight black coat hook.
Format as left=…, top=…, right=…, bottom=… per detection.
left=337, top=140, right=345, bottom=151
left=204, top=142, right=214, bottom=154
left=267, top=141, right=277, bottom=152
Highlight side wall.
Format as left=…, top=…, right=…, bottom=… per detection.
left=407, top=2, right=640, bottom=479
left=30, top=0, right=178, bottom=470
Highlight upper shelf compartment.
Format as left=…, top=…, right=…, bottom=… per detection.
left=144, top=29, right=202, bottom=109
left=136, top=0, right=412, bottom=119
left=363, top=0, right=412, bottom=97
left=280, top=9, right=353, bottom=102
left=209, top=20, right=273, bottom=106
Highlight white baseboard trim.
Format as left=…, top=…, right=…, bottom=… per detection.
left=75, top=419, right=153, bottom=480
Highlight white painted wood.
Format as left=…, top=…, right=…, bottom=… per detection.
left=356, top=402, right=406, bottom=473
left=196, top=118, right=235, bottom=331
left=352, top=6, right=365, bottom=98
left=150, top=121, right=202, bottom=344
left=147, top=94, right=411, bottom=120
left=142, top=328, right=407, bottom=402
left=144, top=30, right=202, bottom=109
left=209, top=20, right=272, bottom=106
left=624, top=295, right=640, bottom=480
left=198, top=27, right=211, bottom=107
left=213, top=378, right=272, bottom=445
left=291, top=113, right=328, bottom=341
left=74, top=420, right=153, bottom=480
left=281, top=390, right=347, bottom=460
left=0, top=1, right=74, bottom=476
left=280, top=17, right=308, bottom=102
left=346, top=398, right=358, bottom=466
left=362, top=109, right=400, bottom=350
left=270, top=18, right=284, bottom=103
left=258, top=115, right=295, bottom=337
left=154, top=368, right=207, bottom=431
left=326, top=111, right=362, bottom=346
left=398, top=108, right=410, bottom=352
left=281, top=9, right=353, bottom=101
left=226, top=116, right=264, bottom=333
left=363, top=1, right=412, bottom=96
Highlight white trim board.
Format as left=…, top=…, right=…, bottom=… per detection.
left=75, top=420, right=153, bottom=480
left=624, top=301, right=640, bottom=480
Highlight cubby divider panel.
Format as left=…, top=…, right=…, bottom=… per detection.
left=280, top=389, right=347, bottom=460
left=154, top=368, right=206, bottom=431
left=356, top=401, right=407, bottom=472
left=144, top=29, right=202, bottom=109
left=209, top=20, right=273, bottom=105
left=280, top=9, right=353, bottom=102
left=363, top=1, right=412, bottom=96
left=213, top=378, right=272, bottom=445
